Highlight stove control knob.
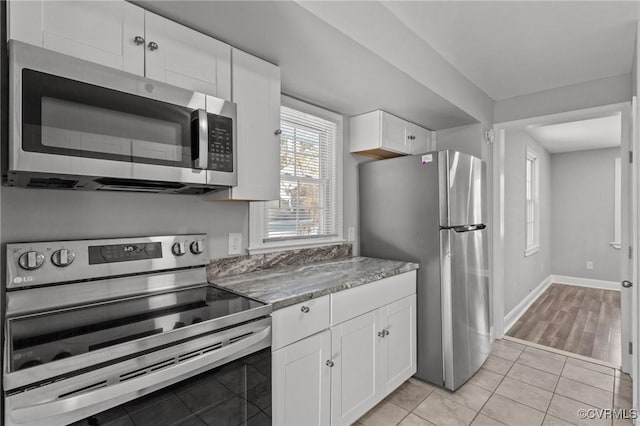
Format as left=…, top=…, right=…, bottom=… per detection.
left=18, top=251, right=45, bottom=270
left=190, top=240, right=204, bottom=255
left=51, top=249, right=75, bottom=267
left=172, top=242, right=186, bottom=256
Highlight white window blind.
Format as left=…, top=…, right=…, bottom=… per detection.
left=263, top=105, right=338, bottom=241
left=525, top=148, right=539, bottom=256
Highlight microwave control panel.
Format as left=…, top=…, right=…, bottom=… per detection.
left=208, top=114, right=233, bottom=172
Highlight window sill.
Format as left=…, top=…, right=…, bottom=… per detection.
left=524, top=246, right=540, bottom=257
left=248, top=237, right=346, bottom=255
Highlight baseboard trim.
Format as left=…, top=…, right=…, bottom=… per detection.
left=550, top=274, right=620, bottom=291
left=504, top=275, right=552, bottom=333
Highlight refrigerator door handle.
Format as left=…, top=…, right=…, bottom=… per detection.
left=441, top=224, right=487, bottom=233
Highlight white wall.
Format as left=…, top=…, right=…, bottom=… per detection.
left=550, top=148, right=621, bottom=282
left=494, top=74, right=632, bottom=123
left=504, top=129, right=552, bottom=313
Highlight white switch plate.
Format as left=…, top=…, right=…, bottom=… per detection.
left=228, top=233, right=242, bottom=255
left=586, top=261, right=594, bottom=270
left=348, top=227, right=356, bottom=242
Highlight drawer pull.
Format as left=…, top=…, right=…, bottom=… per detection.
left=300, top=306, right=310, bottom=313
left=326, top=360, right=334, bottom=367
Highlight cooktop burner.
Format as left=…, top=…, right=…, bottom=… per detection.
left=9, top=285, right=264, bottom=372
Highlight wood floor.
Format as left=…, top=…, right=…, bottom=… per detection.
left=506, top=283, right=621, bottom=365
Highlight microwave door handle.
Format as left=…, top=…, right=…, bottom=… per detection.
left=9, top=326, right=270, bottom=424
left=193, top=109, right=208, bottom=170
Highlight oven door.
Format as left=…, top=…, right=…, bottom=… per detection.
left=5, top=317, right=271, bottom=426
left=9, top=40, right=232, bottom=187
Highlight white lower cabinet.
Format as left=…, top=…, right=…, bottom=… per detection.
left=272, top=271, right=417, bottom=426
left=330, top=310, right=380, bottom=426
left=273, top=329, right=331, bottom=426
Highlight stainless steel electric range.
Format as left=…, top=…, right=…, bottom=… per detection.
left=3, top=234, right=272, bottom=426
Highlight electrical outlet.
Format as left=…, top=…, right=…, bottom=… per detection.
left=348, top=227, right=356, bottom=242
left=228, top=233, right=242, bottom=255
left=586, top=261, right=594, bottom=270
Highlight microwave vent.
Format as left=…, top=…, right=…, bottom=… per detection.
left=27, top=177, right=79, bottom=189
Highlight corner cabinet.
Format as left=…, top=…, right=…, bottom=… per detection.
left=350, top=110, right=433, bottom=158
left=207, top=49, right=281, bottom=201
left=272, top=271, right=417, bottom=426
left=7, top=0, right=231, bottom=99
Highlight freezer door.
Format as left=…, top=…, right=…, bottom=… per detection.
left=440, top=227, right=490, bottom=390
left=439, top=151, right=485, bottom=227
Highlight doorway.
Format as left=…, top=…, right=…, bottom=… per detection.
left=492, top=102, right=633, bottom=372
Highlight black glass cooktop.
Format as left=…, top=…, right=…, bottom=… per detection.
left=9, top=286, right=266, bottom=372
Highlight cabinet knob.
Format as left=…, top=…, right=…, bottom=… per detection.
left=325, top=360, right=334, bottom=367
left=407, top=135, right=416, bottom=141
left=274, top=129, right=282, bottom=136
left=133, top=36, right=145, bottom=45
left=384, top=329, right=390, bottom=336
left=300, top=306, right=310, bottom=313
left=378, top=331, right=385, bottom=338
left=148, top=41, right=159, bottom=51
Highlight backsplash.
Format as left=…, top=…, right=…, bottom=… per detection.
left=207, top=243, right=352, bottom=281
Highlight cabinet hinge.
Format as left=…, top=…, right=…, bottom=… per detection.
left=630, top=151, right=633, bottom=164
left=629, top=246, right=633, bottom=260
left=629, top=342, right=633, bottom=355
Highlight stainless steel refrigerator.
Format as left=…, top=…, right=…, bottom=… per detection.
left=359, top=150, right=490, bottom=391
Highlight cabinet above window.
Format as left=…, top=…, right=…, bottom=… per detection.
left=349, top=110, right=434, bottom=159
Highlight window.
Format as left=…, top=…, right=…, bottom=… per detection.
left=524, top=148, right=540, bottom=256
left=249, top=96, right=343, bottom=253
left=611, top=157, right=621, bottom=249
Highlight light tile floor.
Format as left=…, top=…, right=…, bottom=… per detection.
left=355, top=340, right=633, bottom=426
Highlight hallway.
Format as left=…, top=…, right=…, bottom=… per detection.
left=506, top=283, right=621, bottom=365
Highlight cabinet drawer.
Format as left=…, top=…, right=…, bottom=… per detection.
left=272, top=296, right=330, bottom=350
left=331, top=271, right=416, bottom=326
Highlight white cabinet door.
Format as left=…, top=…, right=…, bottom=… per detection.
left=8, top=0, right=144, bottom=75
left=273, top=330, right=331, bottom=426
left=381, top=111, right=408, bottom=154
left=331, top=311, right=381, bottom=426
left=211, top=49, right=280, bottom=200
left=382, top=295, right=417, bottom=393
left=144, top=12, right=231, bottom=99
left=407, top=123, right=432, bottom=155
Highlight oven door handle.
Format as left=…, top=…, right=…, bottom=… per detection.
left=9, top=326, right=270, bottom=425
left=192, top=109, right=208, bottom=170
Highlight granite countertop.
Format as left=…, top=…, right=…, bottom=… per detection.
left=210, top=256, right=419, bottom=310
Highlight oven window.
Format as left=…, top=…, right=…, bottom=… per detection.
left=22, top=69, right=195, bottom=168
left=70, top=348, right=271, bottom=426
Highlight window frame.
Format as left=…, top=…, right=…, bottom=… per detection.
left=248, top=95, right=344, bottom=254
left=524, top=148, right=540, bottom=257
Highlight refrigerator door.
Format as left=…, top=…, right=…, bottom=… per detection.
left=359, top=154, right=444, bottom=386
left=440, top=226, right=491, bottom=390
left=439, top=151, right=485, bottom=227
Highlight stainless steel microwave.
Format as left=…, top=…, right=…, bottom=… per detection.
left=7, top=40, right=237, bottom=194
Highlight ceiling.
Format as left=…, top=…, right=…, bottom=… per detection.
left=382, top=1, right=639, bottom=100
left=135, top=1, right=639, bottom=128
left=524, top=114, right=622, bottom=153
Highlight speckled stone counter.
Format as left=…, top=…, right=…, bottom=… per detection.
left=210, top=256, right=419, bottom=310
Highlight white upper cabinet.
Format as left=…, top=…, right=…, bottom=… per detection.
left=8, top=0, right=145, bottom=74
left=144, top=12, right=231, bottom=99
left=350, top=110, right=433, bottom=158
left=207, top=49, right=281, bottom=201
left=406, top=122, right=433, bottom=155
left=8, top=0, right=231, bottom=98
